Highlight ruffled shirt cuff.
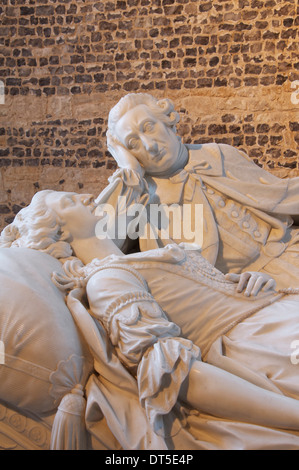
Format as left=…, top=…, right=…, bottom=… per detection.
left=108, top=168, right=148, bottom=193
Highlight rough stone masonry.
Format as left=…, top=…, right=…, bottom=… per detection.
left=0, top=0, right=298, bottom=230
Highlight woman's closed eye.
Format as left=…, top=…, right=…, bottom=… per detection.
left=60, top=196, right=76, bottom=209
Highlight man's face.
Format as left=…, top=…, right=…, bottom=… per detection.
left=114, top=104, right=181, bottom=175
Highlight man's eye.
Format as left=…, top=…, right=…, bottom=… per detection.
left=144, top=122, right=154, bottom=133
left=128, top=138, right=139, bottom=149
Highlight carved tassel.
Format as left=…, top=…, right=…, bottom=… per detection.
left=50, top=384, right=88, bottom=450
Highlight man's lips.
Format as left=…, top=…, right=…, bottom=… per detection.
left=153, top=148, right=165, bottom=161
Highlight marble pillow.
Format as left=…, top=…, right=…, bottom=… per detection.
left=0, top=248, right=93, bottom=419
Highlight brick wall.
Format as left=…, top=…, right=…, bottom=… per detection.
left=0, top=0, right=298, bottom=230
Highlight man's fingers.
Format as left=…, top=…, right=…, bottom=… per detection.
left=236, top=272, right=251, bottom=292
left=247, top=276, right=265, bottom=296
left=262, top=278, right=276, bottom=292
left=224, top=273, right=240, bottom=282
left=242, top=274, right=258, bottom=296
left=226, top=271, right=276, bottom=296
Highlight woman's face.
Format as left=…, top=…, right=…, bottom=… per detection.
left=45, top=192, right=98, bottom=239
left=114, top=104, right=181, bottom=175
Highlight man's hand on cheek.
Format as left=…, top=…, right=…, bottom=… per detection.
left=107, top=131, right=144, bottom=175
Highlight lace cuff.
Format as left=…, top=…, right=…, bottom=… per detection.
left=103, top=291, right=158, bottom=344
left=138, top=337, right=200, bottom=437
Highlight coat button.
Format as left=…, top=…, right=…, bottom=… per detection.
left=242, top=221, right=250, bottom=229
left=231, top=210, right=239, bottom=218
left=254, top=231, right=261, bottom=238
left=218, top=199, right=225, bottom=207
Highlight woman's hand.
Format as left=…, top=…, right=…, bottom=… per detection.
left=107, top=131, right=144, bottom=175
left=225, top=271, right=276, bottom=297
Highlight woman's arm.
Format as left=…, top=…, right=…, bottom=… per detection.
left=181, top=360, right=299, bottom=431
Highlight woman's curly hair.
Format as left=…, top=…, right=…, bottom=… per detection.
left=0, top=190, right=73, bottom=259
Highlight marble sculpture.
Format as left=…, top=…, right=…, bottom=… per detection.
left=1, top=93, right=299, bottom=450
left=100, top=93, right=299, bottom=290
left=1, top=188, right=299, bottom=450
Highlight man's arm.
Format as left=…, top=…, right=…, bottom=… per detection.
left=95, top=134, right=149, bottom=251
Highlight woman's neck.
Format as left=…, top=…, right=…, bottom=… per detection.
left=70, top=235, right=123, bottom=265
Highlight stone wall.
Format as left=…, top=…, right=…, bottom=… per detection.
left=0, top=0, right=298, bottom=230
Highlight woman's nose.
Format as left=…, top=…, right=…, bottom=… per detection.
left=78, top=194, right=94, bottom=205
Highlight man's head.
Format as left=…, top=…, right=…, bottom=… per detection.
left=108, top=93, right=180, bottom=138
left=107, top=93, right=185, bottom=175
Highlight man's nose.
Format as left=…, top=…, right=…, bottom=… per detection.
left=141, top=135, right=158, bottom=153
